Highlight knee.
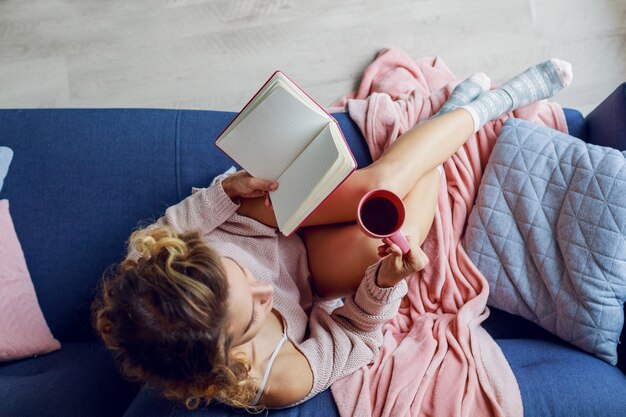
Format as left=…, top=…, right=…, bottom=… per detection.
left=358, top=164, right=402, bottom=196
left=357, top=163, right=440, bottom=200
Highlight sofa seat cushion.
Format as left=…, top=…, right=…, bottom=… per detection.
left=497, top=338, right=626, bottom=417
left=122, top=336, right=626, bottom=417
left=0, top=342, right=139, bottom=417
left=122, top=385, right=339, bottom=417
left=118, top=309, right=626, bottom=417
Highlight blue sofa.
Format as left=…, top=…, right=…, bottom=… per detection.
left=1, top=83, right=625, bottom=417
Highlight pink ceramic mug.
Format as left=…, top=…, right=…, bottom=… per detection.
left=357, top=189, right=410, bottom=254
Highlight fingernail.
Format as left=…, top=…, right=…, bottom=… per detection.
left=270, top=183, right=278, bottom=191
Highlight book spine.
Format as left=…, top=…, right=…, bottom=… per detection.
left=330, top=116, right=358, bottom=169
left=284, top=167, right=357, bottom=237
left=277, top=76, right=359, bottom=236
left=284, top=119, right=358, bottom=237
left=284, top=163, right=357, bottom=237
left=280, top=71, right=358, bottom=169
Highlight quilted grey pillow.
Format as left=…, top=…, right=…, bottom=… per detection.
left=464, top=118, right=626, bottom=365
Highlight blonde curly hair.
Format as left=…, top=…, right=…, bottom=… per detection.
left=91, top=225, right=260, bottom=410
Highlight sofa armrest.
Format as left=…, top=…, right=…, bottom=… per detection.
left=585, top=83, right=626, bottom=375
left=584, top=83, right=626, bottom=149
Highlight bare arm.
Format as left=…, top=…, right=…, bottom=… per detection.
left=236, top=196, right=279, bottom=228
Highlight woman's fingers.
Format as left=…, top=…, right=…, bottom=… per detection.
left=377, top=241, right=402, bottom=257
left=246, top=176, right=278, bottom=192
left=387, top=242, right=402, bottom=256
left=378, top=235, right=429, bottom=272
left=227, top=170, right=279, bottom=201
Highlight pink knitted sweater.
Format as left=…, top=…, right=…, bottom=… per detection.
left=145, top=180, right=408, bottom=406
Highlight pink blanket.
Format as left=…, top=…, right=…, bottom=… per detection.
left=329, top=48, right=568, bottom=417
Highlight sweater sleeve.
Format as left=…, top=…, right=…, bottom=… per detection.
left=155, top=180, right=240, bottom=234
left=294, top=260, right=408, bottom=404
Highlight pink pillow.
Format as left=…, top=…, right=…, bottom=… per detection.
left=0, top=199, right=60, bottom=361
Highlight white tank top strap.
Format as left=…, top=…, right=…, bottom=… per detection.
left=250, top=329, right=288, bottom=406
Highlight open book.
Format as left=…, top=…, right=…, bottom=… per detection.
left=215, top=71, right=357, bottom=236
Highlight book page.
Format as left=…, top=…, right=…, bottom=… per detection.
left=221, top=73, right=327, bottom=132
left=271, top=123, right=339, bottom=230
left=215, top=84, right=329, bottom=180
left=272, top=74, right=328, bottom=119
left=280, top=121, right=356, bottom=234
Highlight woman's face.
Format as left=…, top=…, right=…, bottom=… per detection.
left=222, top=257, right=274, bottom=346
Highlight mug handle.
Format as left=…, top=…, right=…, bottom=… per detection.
left=383, top=231, right=410, bottom=254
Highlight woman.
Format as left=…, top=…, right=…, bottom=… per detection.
left=92, top=59, right=571, bottom=410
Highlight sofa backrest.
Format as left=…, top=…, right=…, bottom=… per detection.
left=0, top=108, right=372, bottom=342
left=585, top=83, right=626, bottom=149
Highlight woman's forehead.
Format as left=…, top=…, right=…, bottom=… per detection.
left=223, top=256, right=246, bottom=275
left=222, top=258, right=250, bottom=294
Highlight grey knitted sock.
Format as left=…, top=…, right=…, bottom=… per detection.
left=433, top=73, right=490, bottom=117
left=460, top=59, right=573, bottom=132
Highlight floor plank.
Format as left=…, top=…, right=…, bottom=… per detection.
left=0, top=0, right=624, bottom=115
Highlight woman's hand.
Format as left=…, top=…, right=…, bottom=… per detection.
left=376, top=236, right=429, bottom=288
left=222, top=170, right=278, bottom=207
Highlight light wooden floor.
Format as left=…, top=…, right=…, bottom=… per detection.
left=0, top=0, right=624, bottom=116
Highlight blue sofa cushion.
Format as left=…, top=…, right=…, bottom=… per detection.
left=497, top=338, right=626, bottom=417
left=0, top=110, right=184, bottom=342
left=563, top=108, right=587, bottom=140
left=0, top=342, right=139, bottom=417
left=122, top=334, right=626, bottom=417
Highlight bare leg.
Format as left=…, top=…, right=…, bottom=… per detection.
left=302, top=168, right=441, bottom=299
left=238, top=109, right=473, bottom=228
